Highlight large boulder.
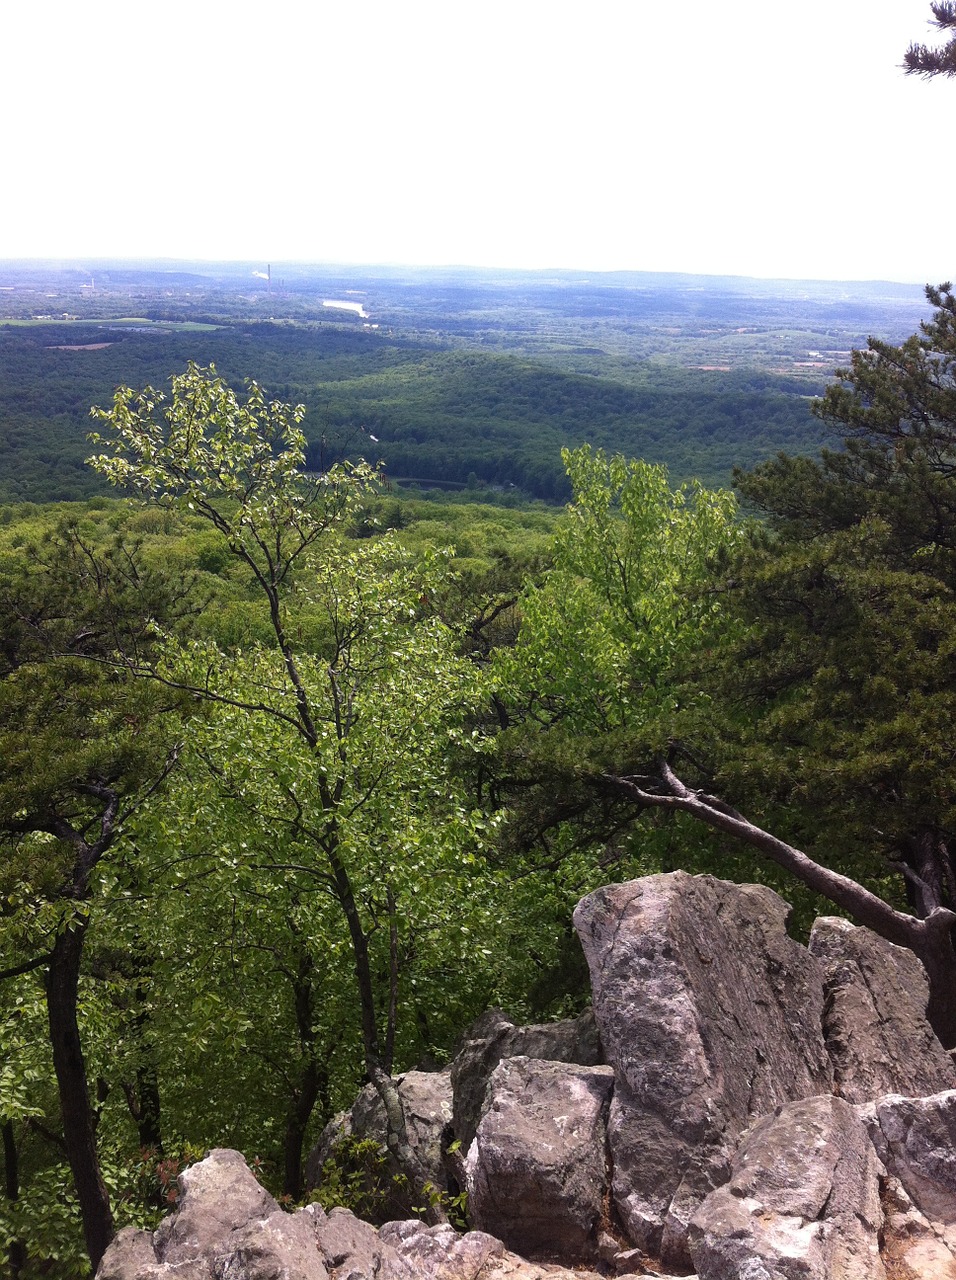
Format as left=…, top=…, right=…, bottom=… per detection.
left=464, top=1056, right=615, bottom=1262
left=152, top=1147, right=281, bottom=1266
left=688, top=1095, right=885, bottom=1280
left=450, top=1008, right=603, bottom=1153
left=809, top=916, right=956, bottom=1103
left=574, top=872, right=833, bottom=1268
left=97, top=1148, right=330, bottom=1280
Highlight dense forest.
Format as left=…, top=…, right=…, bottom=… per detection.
left=2, top=272, right=956, bottom=1273
left=0, top=263, right=929, bottom=505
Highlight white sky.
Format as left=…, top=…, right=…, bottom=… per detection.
left=2, top=0, right=951, bottom=283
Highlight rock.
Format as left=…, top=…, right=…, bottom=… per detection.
left=307, top=1203, right=410, bottom=1280
left=876, top=1172, right=956, bottom=1280
left=379, top=1219, right=609, bottom=1280
left=809, top=916, right=956, bottom=1103
left=305, top=1112, right=352, bottom=1192
left=465, top=1055, right=615, bottom=1262
left=379, top=1220, right=505, bottom=1279
left=96, top=1228, right=160, bottom=1280
left=574, top=873, right=833, bottom=1268
left=450, top=1008, right=603, bottom=1153
left=688, top=1094, right=885, bottom=1280
left=97, top=1150, right=330, bottom=1280
left=860, top=1088, right=956, bottom=1270
left=218, top=1207, right=330, bottom=1279
left=153, top=1147, right=281, bottom=1266
left=305, top=1070, right=453, bottom=1218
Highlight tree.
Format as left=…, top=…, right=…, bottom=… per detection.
left=492, top=445, right=740, bottom=846
left=905, top=2, right=956, bottom=76
left=593, top=287, right=956, bottom=1046
left=0, top=520, right=186, bottom=1271
left=88, top=363, right=493, bottom=1215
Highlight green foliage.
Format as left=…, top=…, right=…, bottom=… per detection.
left=312, top=1134, right=467, bottom=1230
left=905, top=1, right=956, bottom=75
left=498, top=445, right=739, bottom=740
left=698, top=285, right=956, bottom=906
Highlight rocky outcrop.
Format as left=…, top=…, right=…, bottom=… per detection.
left=861, top=1089, right=956, bottom=1275
left=97, top=1148, right=618, bottom=1280
left=573, top=872, right=833, bottom=1267
left=809, top=915, right=956, bottom=1103
left=464, top=1056, right=614, bottom=1262
left=97, top=873, right=956, bottom=1280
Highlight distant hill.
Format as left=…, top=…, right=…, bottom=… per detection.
left=0, top=262, right=932, bottom=504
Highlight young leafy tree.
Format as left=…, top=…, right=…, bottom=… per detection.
left=88, top=364, right=491, bottom=1215
left=492, top=446, right=740, bottom=844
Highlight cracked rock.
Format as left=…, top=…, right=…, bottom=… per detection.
left=809, top=916, right=956, bottom=1103
left=574, top=873, right=833, bottom=1269
left=688, top=1094, right=885, bottom=1280
left=465, top=1055, right=615, bottom=1263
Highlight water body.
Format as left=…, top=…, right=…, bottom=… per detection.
left=322, top=299, right=369, bottom=319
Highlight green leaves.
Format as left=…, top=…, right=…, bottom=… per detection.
left=498, top=445, right=739, bottom=738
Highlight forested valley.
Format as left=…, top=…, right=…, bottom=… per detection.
left=0, top=263, right=929, bottom=505
left=2, top=264, right=956, bottom=1275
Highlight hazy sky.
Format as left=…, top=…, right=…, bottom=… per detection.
left=4, top=0, right=952, bottom=282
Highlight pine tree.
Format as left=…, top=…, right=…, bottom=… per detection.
left=905, top=2, right=956, bottom=76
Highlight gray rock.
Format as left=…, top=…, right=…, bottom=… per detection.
left=97, top=1152, right=330, bottom=1280
left=450, top=1008, right=603, bottom=1153
left=305, top=1203, right=410, bottom=1280
left=689, top=1095, right=885, bottom=1280
left=465, top=1055, right=615, bottom=1262
left=379, top=1219, right=610, bottom=1280
left=860, top=1088, right=956, bottom=1266
left=809, top=916, right=956, bottom=1103
left=379, top=1221, right=505, bottom=1279
left=153, top=1148, right=280, bottom=1267
left=96, top=1228, right=160, bottom=1280
left=216, top=1208, right=329, bottom=1279
left=574, top=873, right=833, bottom=1268
left=874, top=1170, right=956, bottom=1279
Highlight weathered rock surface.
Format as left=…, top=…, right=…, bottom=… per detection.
left=98, top=1148, right=330, bottom=1280
left=450, top=1007, right=603, bottom=1153
left=97, top=1149, right=619, bottom=1280
left=153, top=1147, right=282, bottom=1266
left=305, top=1069, right=453, bottom=1213
left=465, top=1056, right=615, bottom=1261
left=574, top=872, right=833, bottom=1267
left=860, top=1089, right=956, bottom=1274
left=96, top=874, right=956, bottom=1280
left=809, top=915, right=956, bottom=1103
left=689, top=1095, right=885, bottom=1280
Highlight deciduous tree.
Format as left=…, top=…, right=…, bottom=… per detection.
left=89, top=364, right=494, bottom=1215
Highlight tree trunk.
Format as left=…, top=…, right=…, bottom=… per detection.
left=327, top=841, right=448, bottom=1224
left=46, top=919, right=114, bottom=1272
left=283, top=1057, right=323, bottom=1201
left=2, top=1120, right=26, bottom=1280
left=909, top=914, right=956, bottom=1050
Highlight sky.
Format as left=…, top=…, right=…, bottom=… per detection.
left=3, top=0, right=952, bottom=283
